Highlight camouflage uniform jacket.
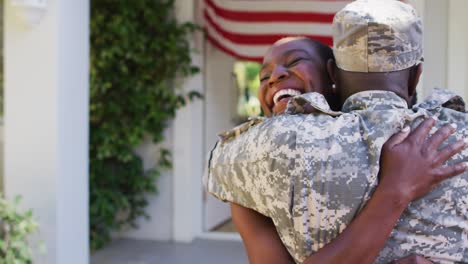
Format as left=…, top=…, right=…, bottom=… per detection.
left=204, top=89, right=467, bottom=264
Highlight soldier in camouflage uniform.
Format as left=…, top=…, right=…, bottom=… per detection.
left=205, top=1, right=467, bottom=263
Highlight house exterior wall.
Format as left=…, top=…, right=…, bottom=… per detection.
left=447, top=0, right=468, bottom=101
left=420, top=0, right=448, bottom=98
left=203, top=43, right=237, bottom=232
left=118, top=130, right=174, bottom=240
left=119, top=0, right=205, bottom=242
left=418, top=0, right=468, bottom=101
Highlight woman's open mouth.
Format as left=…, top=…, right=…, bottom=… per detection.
left=273, top=89, right=302, bottom=106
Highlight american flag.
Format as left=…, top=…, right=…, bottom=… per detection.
left=203, top=0, right=351, bottom=62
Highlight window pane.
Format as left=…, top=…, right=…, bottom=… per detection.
left=233, top=61, right=262, bottom=121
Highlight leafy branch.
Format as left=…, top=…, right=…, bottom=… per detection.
left=90, top=0, right=200, bottom=250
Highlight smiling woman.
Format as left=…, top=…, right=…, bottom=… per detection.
left=258, top=37, right=335, bottom=116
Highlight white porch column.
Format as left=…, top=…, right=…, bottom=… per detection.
left=172, top=0, right=205, bottom=242
left=4, top=0, right=89, bottom=263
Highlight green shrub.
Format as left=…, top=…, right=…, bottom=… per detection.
left=90, top=0, right=200, bottom=250
left=0, top=196, right=38, bottom=264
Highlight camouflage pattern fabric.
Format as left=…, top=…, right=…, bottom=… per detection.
left=284, top=92, right=341, bottom=116
left=333, top=0, right=423, bottom=72
left=218, top=116, right=266, bottom=143
left=204, top=89, right=468, bottom=264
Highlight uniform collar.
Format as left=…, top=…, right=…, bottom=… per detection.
left=284, top=88, right=464, bottom=115
left=342, top=90, right=408, bottom=112
left=284, top=92, right=342, bottom=116
left=284, top=90, right=408, bottom=115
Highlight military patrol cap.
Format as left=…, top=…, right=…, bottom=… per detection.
left=333, top=0, right=423, bottom=72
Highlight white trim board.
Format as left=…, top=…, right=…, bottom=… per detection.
left=198, top=232, right=242, bottom=242
left=173, top=0, right=206, bottom=242
left=447, top=0, right=468, bottom=101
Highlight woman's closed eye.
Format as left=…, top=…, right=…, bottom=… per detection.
left=286, top=57, right=303, bottom=67
left=260, top=74, right=270, bottom=82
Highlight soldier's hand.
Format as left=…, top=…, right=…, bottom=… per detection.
left=378, top=117, right=467, bottom=204
left=390, top=255, right=433, bottom=264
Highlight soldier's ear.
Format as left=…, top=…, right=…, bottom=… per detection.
left=327, top=59, right=337, bottom=84
left=408, top=63, right=423, bottom=98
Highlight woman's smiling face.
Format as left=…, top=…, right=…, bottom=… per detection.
left=259, top=38, right=332, bottom=116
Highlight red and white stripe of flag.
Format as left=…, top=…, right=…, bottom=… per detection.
left=203, top=0, right=351, bottom=62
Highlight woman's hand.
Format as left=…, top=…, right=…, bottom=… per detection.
left=378, top=117, right=467, bottom=205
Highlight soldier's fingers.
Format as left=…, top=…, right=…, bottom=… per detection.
left=407, top=117, right=436, bottom=145
left=433, top=139, right=467, bottom=166
left=385, top=126, right=411, bottom=148
left=432, top=162, right=468, bottom=184
left=425, top=124, right=457, bottom=154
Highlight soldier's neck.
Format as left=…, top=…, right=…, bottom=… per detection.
left=337, top=71, right=411, bottom=108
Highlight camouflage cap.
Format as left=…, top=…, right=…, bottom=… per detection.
left=333, top=0, right=423, bottom=72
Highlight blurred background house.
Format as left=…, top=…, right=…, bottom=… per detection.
left=0, top=0, right=466, bottom=263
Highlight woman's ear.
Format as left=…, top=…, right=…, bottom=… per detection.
left=326, top=58, right=340, bottom=111
left=327, top=58, right=337, bottom=85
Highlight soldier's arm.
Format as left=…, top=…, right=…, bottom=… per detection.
left=232, top=204, right=434, bottom=264
left=232, top=118, right=467, bottom=264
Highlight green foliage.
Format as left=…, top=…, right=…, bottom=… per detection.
left=0, top=196, right=39, bottom=264
left=233, top=62, right=262, bottom=118
left=90, top=0, right=200, bottom=250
